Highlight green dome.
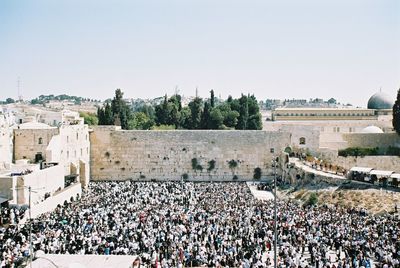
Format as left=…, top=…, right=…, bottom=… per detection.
left=367, top=92, right=394, bottom=109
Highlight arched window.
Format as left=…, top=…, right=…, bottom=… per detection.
left=299, top=137, right=306, bottom=145
left=38, top=137, right=43, bottom=144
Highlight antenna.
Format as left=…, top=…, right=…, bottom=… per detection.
left=195, top=87, right=198, bottom=98
left=17, top=77, right=20, bottom=101
left=174, top=85, right=180, bottom=96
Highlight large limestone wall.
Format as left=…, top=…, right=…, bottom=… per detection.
left=342, top=133, right=400, bottom=149
left=334, top=156, right=400, bottom=173
left=90, top=127, right=291, bottom=181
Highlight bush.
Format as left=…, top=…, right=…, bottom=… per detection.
left=191, top=158, right=203, bottom=171
left=305, top=192, right=318, bottom=206
left=228, top=159, right=238, bottom=169
left=207, top=160, right=216, bottom=172
left=191, top=158, right=198, bottom=170
left=182, top=173, right=189, bottom=180
left=233, top=175, right=239, bottom=180
left=140, top=174, right=146, bottom=179
left=338, top=147, right=379, bottom=157
left=253, top=167, right=262, bottom=180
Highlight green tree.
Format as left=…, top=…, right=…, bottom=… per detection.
left=247, top=95, right=263, bottom=130
left=180, top=107, right=192, bottom=129
left=97, top=107, right=104, bottom=124
left=237, top=94, right=249, bottom=130
left=218, top=103, right=239, bottom=128
left=104, top=102, right=114, bottom=125
left=79, top=112, right=98, bottom=126
left=155, top=94, right=169, bottom=125
left=393, top=88, right=400, bottom=135
left=209, top=108, right=224, bottom=129
left=111, top=89, right=124, bottom=116
left=210, top=89, right=215, bottom=108
left=200, top=102, right=211, bottom=129
left=188, top=97, right=203, bottom=129
left=128, top=112, right=153, bottom=130
left=6, top=98, right=15, bottom=104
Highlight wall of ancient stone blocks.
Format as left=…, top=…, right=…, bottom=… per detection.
left=90, top=126, right=291, bottom=181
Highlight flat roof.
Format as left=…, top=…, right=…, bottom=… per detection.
left=32, top=254, right=138, bottom=268
left=274, top=107, right=372, bottom=111
left=350, top=167, right=374, bottom=173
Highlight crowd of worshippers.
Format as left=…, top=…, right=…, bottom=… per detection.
left=0, top=181, right=399, bottom=268
left=0, top=206, right=26, bottom=226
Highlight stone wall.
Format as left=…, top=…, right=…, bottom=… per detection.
left=334, top=156, right=400, bottom=173
left=0, top=115, right=13, bottom=170
left=90, top=127, right=291, bottom=181
left=14, top=128, right=59, bottom=162
left=342, top=133, right=400, bottom=149
left=30, top=182, right=82, bottom=219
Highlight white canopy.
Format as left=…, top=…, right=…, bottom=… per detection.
left=350, top=167, right=373, bottom=173
left=370, top=170, right=394, bottom=177
left=390, top=173, right=400, bottom=179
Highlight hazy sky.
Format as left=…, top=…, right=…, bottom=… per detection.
left=0, top=0, right=399, bottom=107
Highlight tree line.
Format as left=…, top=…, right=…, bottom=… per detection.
left=96, top=89, right=263, bottom=130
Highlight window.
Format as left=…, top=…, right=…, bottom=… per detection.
left=67, top=151, right=69, bottom=158
left=81, top=148, right=83, bottom=156
left=38, top=137, right=43, bottom=144
left=86, top=147, right=89, bottom=154
left=76, top=133, right=79, bottom=140
left=67, top=136, right=69, bottom=143
left=270, top=148, right=275, bottom=153
left=299, top=137, right=306, bottom=145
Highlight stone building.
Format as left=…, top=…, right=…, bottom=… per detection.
left=13, top=115, right=90, bottom=187
left=266, top=91, right=395, bottom=151
left=0, top=112, right=14, bottom=171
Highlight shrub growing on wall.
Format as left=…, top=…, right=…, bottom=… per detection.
left=191, top=158, right=203, bottom=171
left=207, top=160, right=216, bottom=172
left=253, top=167, right=262, bottom=180
left=338, top=147, right=379, bottom=157
left=191, top=158, right=198, bottom=170
left=228, top=159, right=238, bottom=169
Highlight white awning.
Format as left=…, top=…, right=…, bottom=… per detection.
left=350, top=167, right=373, bottom=173
left=390, top=173, right=400, bottom=179
left=370, top=170, right=394, bottom=177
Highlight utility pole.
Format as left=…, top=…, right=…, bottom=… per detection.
left=13, top=186, right=44, bottom=267
left=273, top=157, right=278, bottom=268
left=28, top=186, right=33, bottom=268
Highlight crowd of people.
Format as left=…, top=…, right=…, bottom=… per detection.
left=0, top=206, right=26, bottom=226
left=0, top=181, right=399, bottom=268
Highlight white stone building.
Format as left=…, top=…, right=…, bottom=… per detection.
left=265, top=91, right=395, bottom=152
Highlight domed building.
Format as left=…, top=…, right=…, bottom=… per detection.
left=367, top=92, right=394, bottom=110
left=360, top=125, right=384, bottom=134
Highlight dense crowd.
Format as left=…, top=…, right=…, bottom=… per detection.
left=0, top=206, right=26, bottom=226
left=0, top=181, right=399, bottom=268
